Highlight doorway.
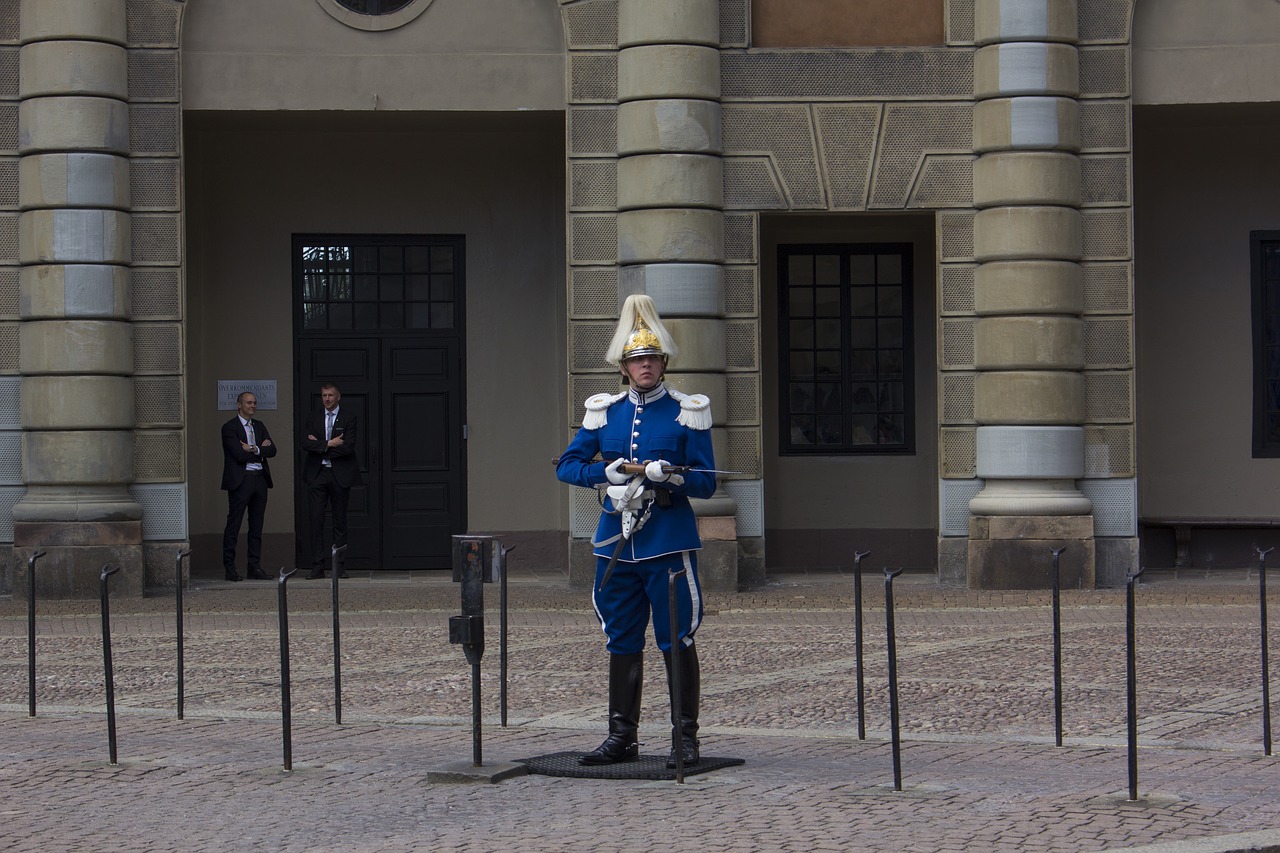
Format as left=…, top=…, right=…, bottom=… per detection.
left=293, top=235, right=466, bottom=569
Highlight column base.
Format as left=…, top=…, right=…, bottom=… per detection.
left=967, top=515, right=1095, bottom=590
left=969, top=479, right=1092, bottom=516
left=13, top=486, right=143, bottom=523
left=143, top=541, right=193, bottom=591
left=13, top=520, right=144, bottom=598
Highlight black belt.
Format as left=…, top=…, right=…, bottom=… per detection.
left=244, top=470, right=263, bottom=475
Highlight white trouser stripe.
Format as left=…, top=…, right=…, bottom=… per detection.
left=682, top=551, right=701, bottom=647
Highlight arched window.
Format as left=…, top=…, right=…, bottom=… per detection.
left=332, top=0, right=414, bottom=13
left=315, top=0, right=434, bottom=31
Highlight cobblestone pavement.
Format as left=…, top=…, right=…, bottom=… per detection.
left=2, top=567, right=1280, bottom=852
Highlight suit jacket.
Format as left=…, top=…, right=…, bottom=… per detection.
left=221, top=416, right=276, bottom=490
left=302, top=407, right=362, bottom=488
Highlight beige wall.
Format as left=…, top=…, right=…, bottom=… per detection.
left=1133, top=0, right=1280, bottom=105
left=760, top=213, right=939, bottom=533
left=1134, top=104, right=1280, bottom=517
left=184, top=112, right=566, bottom=571
left=181, top=0, right=565, bottom=111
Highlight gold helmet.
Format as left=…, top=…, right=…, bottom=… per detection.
left=605, top=294, right=678, bottom=366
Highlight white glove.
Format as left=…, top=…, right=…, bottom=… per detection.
left=642, top=460, right=674, bottom=482
left=605, top=457, right=630, bottom=485
left=646, top=460, right=685, bottom=487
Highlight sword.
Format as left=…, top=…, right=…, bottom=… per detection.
left=598, top=476, right=647, bottom=592
left=597, top=532, right=627, bottom=592
left=614, top=463, right=746, bottom=477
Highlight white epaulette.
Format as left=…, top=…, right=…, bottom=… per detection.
left=669, top=388, right=713, bottom=431
left=582, top=391, right=626, bottom=430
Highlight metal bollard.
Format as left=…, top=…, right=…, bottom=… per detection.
left=331, top=543, right=347, bottom=725
left=277, top=567, right=298, bottom=771
left=1257, top=546, right=1275, bottom=756
left=853, top=550, right=870, bottom=740
left=1051, top=546, right=1066, bottom=747
left=175, top=549, right=191, bottom=720
left=100, top=564, right=122, bottom=764
left=500, top=544, right=515, bottom=728
left=449, top=535, right=504, bottom=767
left=668, top=566, right=689, bottom=784
left=884, top=567, right=905, bottom=791
left=1126, top=566, right=1145, bottom=801
left=27, top=550, right=46, bottom=717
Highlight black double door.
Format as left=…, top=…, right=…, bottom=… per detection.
left=295, top=336, right=464, bottom=569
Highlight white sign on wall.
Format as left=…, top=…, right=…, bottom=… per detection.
left=217, top=380, right=278, bottom=411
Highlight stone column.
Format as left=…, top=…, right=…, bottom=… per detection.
left=968, top=0, right=1094, bottom=588
left=14, top=0, right=141, bottom=598
left=615, top=0, right=739, bottom=590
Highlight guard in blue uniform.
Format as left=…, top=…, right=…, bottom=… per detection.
left=557, top=294, right=715, bottom=768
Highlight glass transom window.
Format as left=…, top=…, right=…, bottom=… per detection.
left=299, top=238, right=459, bottom=332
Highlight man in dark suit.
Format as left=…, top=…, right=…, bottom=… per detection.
left=302, top=382, right=362, bottom=578
left=221, top=391, right=276, bottom=581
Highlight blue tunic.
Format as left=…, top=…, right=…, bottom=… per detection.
left=556, top=384, right=716, bottom=561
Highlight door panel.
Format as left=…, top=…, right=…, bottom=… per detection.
left=381, top=338, right=462, bottom=568
left=295, top=337, right=464, bottom=569
left=297, top=339, right=379, bottom=570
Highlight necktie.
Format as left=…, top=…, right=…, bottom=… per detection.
left=326, top=411, right=335, bottom=440
left=245, top=420, right=261, bottom=470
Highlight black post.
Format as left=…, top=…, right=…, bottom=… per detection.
left=449, top=536, right=491, bottom=767
left=99, top=564, right=122, bottom=764
left=331, top=544, right=347, bottom=725
left=1051, top=545, right=1065, bottom=747
left=175, top=548, right=191, bottom=720
left=668, top=567, right=688, bottom=784
left=853, top=550, right=870, bottom=740
left=885, top=567, right=905, bottom=791
left=26, top=550, right=45, bottom=717
left=500, top=544, right=515, bottom=728
left=1258, top=546, right=1274, bottom=756
left=1126, top=566, right=1145, bottom=801
left=464, top=543, right=483, bottom=766
left=278, top=567, right=297, bottom=771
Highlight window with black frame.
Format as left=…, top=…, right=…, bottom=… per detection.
left=1253, top=231, right=1280, bottom=456
left=780, top=244, right=914, bottom=454
left=299, top=239, right=458, bottom=332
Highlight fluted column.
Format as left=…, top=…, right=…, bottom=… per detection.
left=14, top=0, right=142, bottom=598
left=615, top=0, right=739, bottom=589
left=966, top=0, right=1094, bottom=587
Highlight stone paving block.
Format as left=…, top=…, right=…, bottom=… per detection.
left=3, top=569, right=1280, bottom=851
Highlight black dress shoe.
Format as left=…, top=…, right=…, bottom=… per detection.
left=246, top=568, right=270, bottom=580
left=337, top=570, right=350, bottom=579
left=579, top=735, right=639, bottom=765
left=224, top=570, right=242, bottom=582
left=306, top=569, right=325, bottom=579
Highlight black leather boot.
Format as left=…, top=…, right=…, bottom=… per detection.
left=664, top=642, right=701, bottom=768
left=579, top=653, right=643, bottom=765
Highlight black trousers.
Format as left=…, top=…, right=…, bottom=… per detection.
left=223, top=472, right=268, bottom=571
left=308, top=466, right=350, bottom=569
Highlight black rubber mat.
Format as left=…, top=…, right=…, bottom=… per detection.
left=518, top=751, right=744, bottom=780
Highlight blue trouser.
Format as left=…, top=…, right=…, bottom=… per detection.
left=591, top=551, right=702, bottom=655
